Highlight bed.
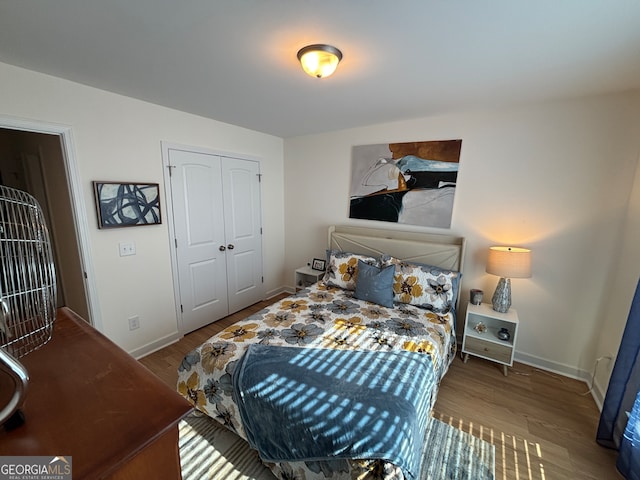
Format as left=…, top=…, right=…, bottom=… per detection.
left=177, top=225, right=465, bottom=480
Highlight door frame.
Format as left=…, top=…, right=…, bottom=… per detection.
left=0, top=115, right=102, bottom=330
left=161, top=141, right=264, bottom=334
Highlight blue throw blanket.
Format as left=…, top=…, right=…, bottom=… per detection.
left=233, top=344, right=435, bottom=480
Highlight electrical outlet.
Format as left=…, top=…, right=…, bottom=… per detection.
left=128, top=315, right=140, bottom=330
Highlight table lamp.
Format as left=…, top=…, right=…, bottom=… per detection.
left=486, top=246, right=531, bottom=313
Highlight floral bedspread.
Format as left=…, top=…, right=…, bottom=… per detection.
left=177, top=281, right=457, bottom=480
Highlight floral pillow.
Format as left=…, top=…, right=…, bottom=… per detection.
left=380, top=255, right=460, bottom=313
left=322, top=249, right=378, bottom=291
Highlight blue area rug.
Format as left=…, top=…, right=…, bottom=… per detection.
left=179, top=412, right=495, bottom=480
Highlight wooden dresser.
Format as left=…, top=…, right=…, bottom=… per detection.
left=0, top=307, right=192, bottom=479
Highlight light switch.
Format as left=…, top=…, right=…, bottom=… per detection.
left=119, top=242, right=136, bottom=257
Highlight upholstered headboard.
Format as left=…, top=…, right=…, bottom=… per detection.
left=328, top=225, right=466, bottom=311
left=328, top=225, right=465, bottom=273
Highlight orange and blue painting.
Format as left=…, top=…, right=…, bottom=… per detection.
left=349, top=139, right=461, bottom=228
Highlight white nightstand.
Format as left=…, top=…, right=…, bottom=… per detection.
left=461, top=302, right=519, bottom=376
left=294, top=265, right=325, bottom=291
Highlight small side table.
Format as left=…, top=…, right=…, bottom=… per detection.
left=294, top=265, right=324, bottom=291
left=461, top=302, right=519, bottom=376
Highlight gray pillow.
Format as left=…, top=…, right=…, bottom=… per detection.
left=354, top=259, right=395, bottom=308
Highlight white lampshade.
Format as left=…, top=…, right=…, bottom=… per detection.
left=486, top=246, right=531, bottom=279
left=297, top=44, right=342, bottom=78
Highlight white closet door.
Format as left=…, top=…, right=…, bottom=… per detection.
left=169, top=149, right=229, bottom=334
left=221, top=157, right=263, bottom=314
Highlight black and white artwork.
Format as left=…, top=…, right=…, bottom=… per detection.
left=349, top=140, right=461, bottom=228
left=93, top=181, right=161, bottom=229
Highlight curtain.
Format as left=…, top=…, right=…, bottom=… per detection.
left=597, top=278, right=640, bottom=480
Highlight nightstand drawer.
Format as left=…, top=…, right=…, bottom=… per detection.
left=464, top=337, right=512, bottom=364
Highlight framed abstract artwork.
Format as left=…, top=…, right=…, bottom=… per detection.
left=93, top=181, right=161, bottom=229
left=349, top=139, right=462, bottom=228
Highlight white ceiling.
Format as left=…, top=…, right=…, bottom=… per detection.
left=1, top=1, right=640, bottom=138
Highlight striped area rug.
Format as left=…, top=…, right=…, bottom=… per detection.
left=179, top=412, right=495, bottom=480
left=421, top=416, right=495, bottom=480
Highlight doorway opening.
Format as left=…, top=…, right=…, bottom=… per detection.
left=0, top=119, right=97, bottom=327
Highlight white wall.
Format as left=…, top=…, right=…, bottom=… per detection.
left=0, top=61, right=286, bottom=356
left=592, top=149, right=640, bottom=407
left=284, top=91, right=640, bottom=383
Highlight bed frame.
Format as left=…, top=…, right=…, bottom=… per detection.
left=328, top=224, right=466, bottom=308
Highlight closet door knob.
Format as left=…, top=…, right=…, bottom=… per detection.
left=227, top=244, right=235, bottom=250
left=219, top=245, right=226, bottom=251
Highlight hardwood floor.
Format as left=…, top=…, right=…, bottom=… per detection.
left=433, top=358, right=619, bottom=480
left=139, top=295, right=620, bottom=480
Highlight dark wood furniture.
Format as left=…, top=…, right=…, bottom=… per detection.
left=0, top=307, right=192, bottom=479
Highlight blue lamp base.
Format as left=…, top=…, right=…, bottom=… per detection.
left=492, top=277, right=511, bottom=313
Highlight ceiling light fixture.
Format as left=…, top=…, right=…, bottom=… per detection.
left=297, top=44, right=343, bottom=79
